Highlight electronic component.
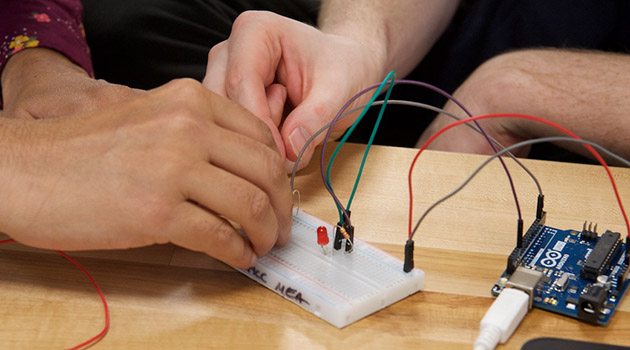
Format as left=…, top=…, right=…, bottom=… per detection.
left=334, top=224, right=354, bottom=252
left=506, top=266, right=544, bottom=308
left=333, top=211, right=354, bottom=252
left=317, top=226, right=329, bottom=246
left=506, top=213, right=547, bottom=274
left=566, top=296, right=579, bottom=310
left=403, top=239, right=415, bottom=272
left=553, top=273, right=570, bottom=292
left=581, top=221, right=598, bottom=242
left=333, top=222, right=344, bottom=250
left=343, top=225, right=354, bottom=252
left=578, top=284, right=607, bottom=324
left=317, top=225, right=330, bottom=255
left=543, top=296, right=558, bottom=306
left=492, top=218, right=629, bottom=325
left=581, top=231, right=622, bottom=281
left=238, top=209, right=424, bottom=328
left=618, top=264, right=629, bottom=291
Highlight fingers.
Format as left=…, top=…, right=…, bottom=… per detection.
left=281, top=88, right=342, bottom=164
left=182, top=160, right=280, bottom=257
left=203, top=12, right=288, bottom=157
left=255, top=109, right=286, bottom=159
left=155, top=79, right=281, bottom=156
left=203, top=42, right=228, bottom=97
left=208, top=88, right=286, bottom=158
left=265, top=83, right=287, bottom=127
left=153, top=79, right=293, bottom=250
left=3, top=77, right=291, bottom=267
left=169, top=202, right=257, bottom=269
left=262, top=84, right=288, bottom=153
left=222, top=12, right=281, bottom=120
left=205, top=11, right=386, bottom=169
left=204, top=43, right=286, bottom=157
left=198, top=126, right=293, bottom=246
left=206, top=91, right=279, bottom=152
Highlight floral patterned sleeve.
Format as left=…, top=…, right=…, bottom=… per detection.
left=0, top=0, right=94, bottom=79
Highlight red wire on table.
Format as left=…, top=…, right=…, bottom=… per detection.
left=408, top=113, right=630, bottom=239
left=0, top=238, right=110, bottom=349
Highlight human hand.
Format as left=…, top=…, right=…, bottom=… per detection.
left=416, top=99, right=530, bottom=157
left=418, top=48, right=630, bottom=164
left=202, top=11, right=387, bottom=169
left=416, top=54, right=531, bottom=157
left=1, top=48, right=141, bottom=119
left=0, top=79, right=292, bottom=269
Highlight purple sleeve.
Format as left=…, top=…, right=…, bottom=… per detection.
left=0, top=0, right=94, bottom=78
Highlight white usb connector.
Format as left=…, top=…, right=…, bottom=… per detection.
left=474, top=287, right=530, bottom=350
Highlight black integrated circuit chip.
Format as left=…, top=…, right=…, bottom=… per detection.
left=581, top=231, right=622, bottom=281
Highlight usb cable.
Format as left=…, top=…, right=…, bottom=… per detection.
left=475, top=266, right=543, bottom=349
left=474, top=287, right=530, bottom=350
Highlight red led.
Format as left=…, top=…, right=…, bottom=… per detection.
left=317, top=226, right=329, bottom=245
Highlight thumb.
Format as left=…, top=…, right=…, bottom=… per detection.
left=281, top=96, right=343, bottom=168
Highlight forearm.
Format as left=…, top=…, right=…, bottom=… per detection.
left=1, top=46, right=139, bottom=120
left=476, top=49, right=630, bottom=160
left=318, top=0, right=459, bottom=77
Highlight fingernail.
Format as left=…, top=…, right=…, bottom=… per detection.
left=289, top=126, right=310, bottom=157
left=249, top=253, right=258, bottom=267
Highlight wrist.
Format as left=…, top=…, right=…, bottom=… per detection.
left=318, top=20, right=389, bottom=81
left=2, top=48, right=88, bottom=105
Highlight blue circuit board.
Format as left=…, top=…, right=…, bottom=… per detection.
left=491, top=217, right=629, bottom=325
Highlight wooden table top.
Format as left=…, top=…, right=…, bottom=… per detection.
left=1, top=143, right=629, bottom=349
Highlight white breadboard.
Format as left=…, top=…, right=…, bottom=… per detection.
left=237, top=209, right=424, bottom=328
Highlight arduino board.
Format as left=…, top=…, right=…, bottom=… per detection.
left=491, top=213, right=629, bottom=325
left=237, top=208, right=424, bottom=328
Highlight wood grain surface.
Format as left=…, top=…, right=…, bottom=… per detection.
left=1, top=143, right=628, bottom=349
